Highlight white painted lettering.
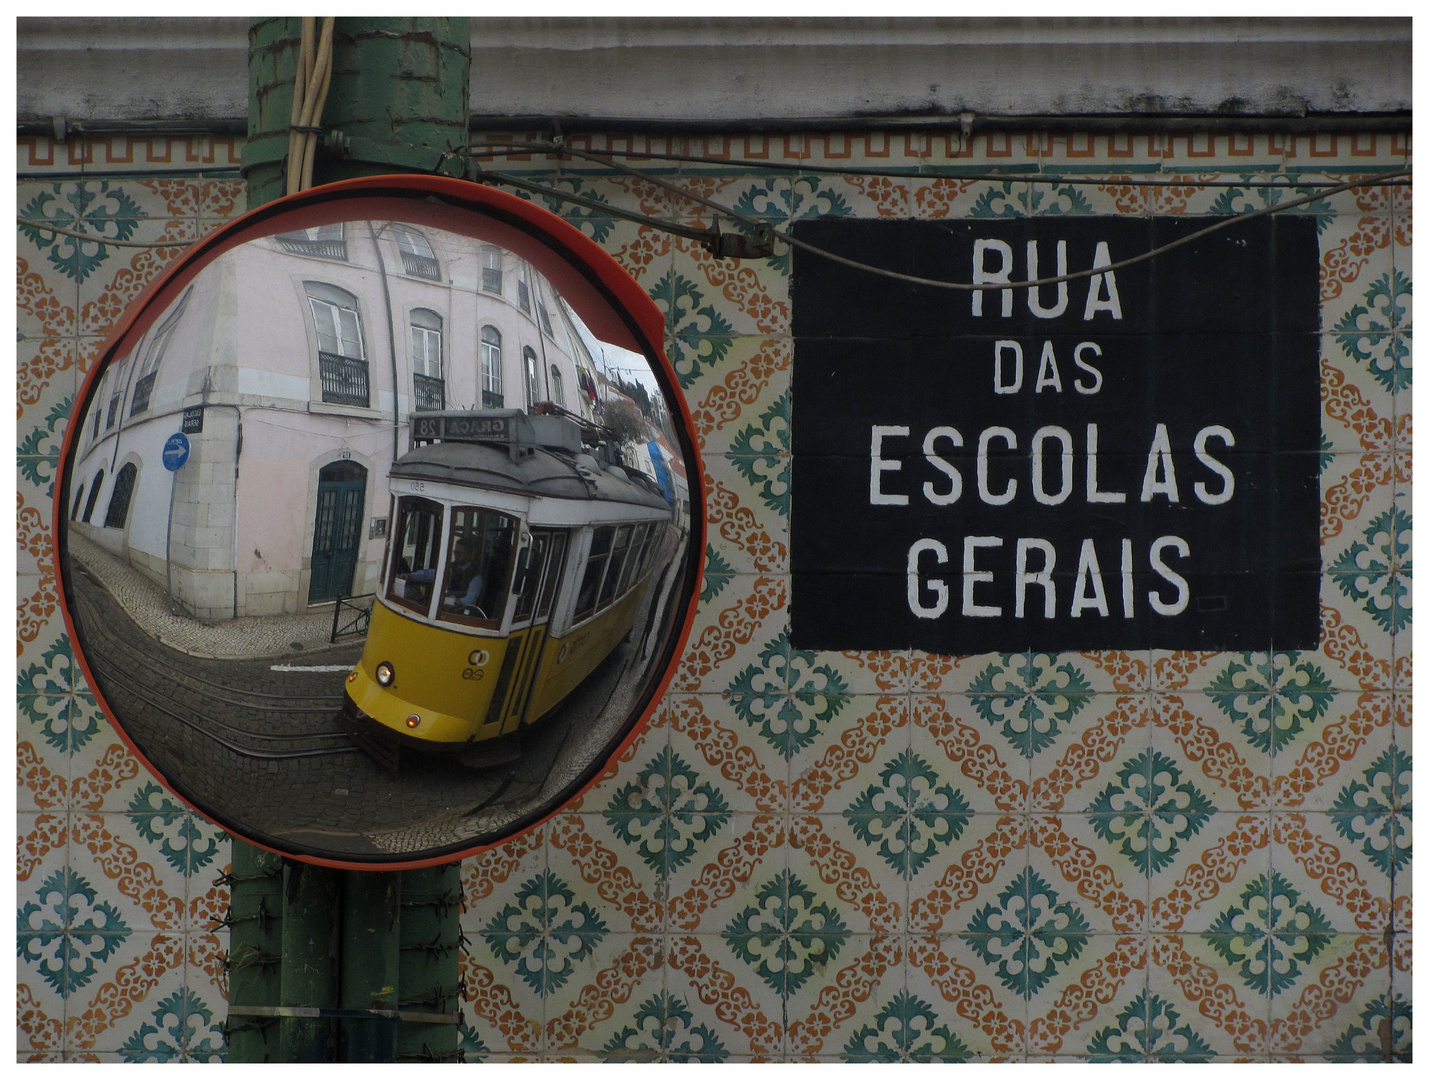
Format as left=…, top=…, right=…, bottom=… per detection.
left=1140, top=423, right=1181, bottom=503
left=1083, top=241, right=1124, bottom=321
left=1034, top=341, right=1064, bottom=393
left=1030, top=426, right=1074, bottom=506
left=972, top=240, right=1014, bottom=317
left=1070, top=539, right=1110, bottom=617
left=1086, top=423, right=1127, bottom=504
left=1193, top=425, right=1236, bottom=505
left=977, top=427, right=1018, bottom=505
left=994, top=341, right=1024, bottom=394
left=922, top=426, right=964, bottom=506
left=1015, top=538, right=1057, bottom=618
left=908, top=539, right=950, bottom=618
left=962, top=536, right=1003, bottom=617
left=870, top=425, right=910, bottom=506
left=1027, top=240, right=1069, bottom=319
left=1148, top=535, right=1191, bottom=615
left=1121, top=538, right=1135, bottom=618
left=1073, top=341, right=1104, bottom=394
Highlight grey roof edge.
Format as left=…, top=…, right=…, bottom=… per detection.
left=17, top=17, right=1412, bottom=126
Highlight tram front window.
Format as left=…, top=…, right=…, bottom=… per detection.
left=387, top=496, right=444, bottom=614
left=438, top=507, right=516, bottom=626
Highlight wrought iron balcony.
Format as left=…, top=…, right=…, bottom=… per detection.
left=413, top=373, right=445, bottom=411
left=401, top=251, right=441, bottom=280
left=319, top=351, right=370, bottom=407
left=129, top=372, right=155, bottom=415
left=482, top=390, right=504, bottom=409
left=276, top=233, right=347, bottom=260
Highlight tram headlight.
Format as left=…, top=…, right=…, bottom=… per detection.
left=376, top=661, right=395, bottom=687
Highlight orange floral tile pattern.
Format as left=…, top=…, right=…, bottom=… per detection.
left=16, top=130, right=1411, bottom=1062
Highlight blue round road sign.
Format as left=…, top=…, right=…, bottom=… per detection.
left=162, top=432, right=191, bottom=472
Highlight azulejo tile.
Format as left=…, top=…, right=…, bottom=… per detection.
left=663, top=694, right=788, bottom=815
left=1273, top=811, right=1395, bottom=935
left=782, top=932, right=903, bottom=1058
left=576, top=975, right=735, bottom=1061
left=1273, top=689, right=1395, bottom=812
left=1147, top=810, right=1273, bottom=934
left=1147, top=933, right=1264, bottom=1058
left=909, top=692, right=1032, bottom=814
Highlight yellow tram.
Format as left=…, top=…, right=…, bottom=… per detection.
left=342, top=410, right=674, bottom=765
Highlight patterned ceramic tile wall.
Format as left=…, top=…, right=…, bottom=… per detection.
left=17, top=129, right=1411, bottom=1061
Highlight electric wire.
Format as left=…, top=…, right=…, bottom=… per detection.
left=474, top=143, right=1410, bottom=293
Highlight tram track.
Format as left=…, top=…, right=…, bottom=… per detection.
left=67, top=561, right=364, bottom=761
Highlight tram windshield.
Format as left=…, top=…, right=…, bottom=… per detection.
left=436, top=507, right=517, bottom=627
left=387, top=496, right=444, bottom=614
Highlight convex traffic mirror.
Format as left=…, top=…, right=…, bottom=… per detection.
left=56, top=176, right=703, bottom=867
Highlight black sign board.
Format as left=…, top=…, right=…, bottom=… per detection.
left=790, top=216, right=1320, bottom=653
left=181, top=406, right=204, bottom=434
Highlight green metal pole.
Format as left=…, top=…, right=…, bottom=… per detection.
left=228, top=16, right=471, bottom=1064
left=277, top=861, right=341, bottom=1061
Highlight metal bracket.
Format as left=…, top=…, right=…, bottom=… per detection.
left=703, top=220, right=776, bottom=259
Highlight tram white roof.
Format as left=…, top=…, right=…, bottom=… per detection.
left=391, top=437, right=672, bottom=513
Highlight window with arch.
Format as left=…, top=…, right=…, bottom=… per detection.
left=480, top=325, right=503, bottom=409
left=71, top=483, right=86, bottom=521
left=131, top=291, right=189, bottom=416
left=392, top=225, right=440, bottom=280
left=524, top=346, right=540, bottom=407
left=82, top=470, right=105, bottom=523
left=104, top=463, right=138, bottom=529
left=550, top=364, right=565, bottom=407
left=411, top=308, right=444, bottom=411
left=276, top=223, right=347, bottom=260
left=482, top=246, right=503, bottom=294
left=306, top=283, right=368, bottom=407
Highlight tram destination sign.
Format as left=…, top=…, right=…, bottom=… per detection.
left=790, top=215, right=1321, bottom=653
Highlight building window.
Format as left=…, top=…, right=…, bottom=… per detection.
left=106, top=388, right=122, bottom=429
left=306, top=283, right=369, bottom=407
left=71, top=483, right=86, bottom=521
left=411, top=308, right=444, bottom=411
left=393, top=225, right=440, bottom=280
left=550, top=365, right=565, bottom=407
left=82, top=470, right=105, bottom=523
left=277, top=224, right=347, bottom=260
left=524, top=347, right=540, bottom=407
left=517, top=267, right=531, bottom=314
left=480, top=325, right=504, bottom=409
left=482, top=246, right=503, bottom=294
left=104, top=463, right=138, bottom=529
left=537, top=301, right=554, bottom=337
left=130, top=295, right=187, bottom=416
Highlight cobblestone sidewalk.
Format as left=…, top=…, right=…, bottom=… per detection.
left=65, top=532, right=348, bottom=660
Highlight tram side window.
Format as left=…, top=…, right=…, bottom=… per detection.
left=598, top=525, right=633, bottom=609
left=535, top=533, right=567, bottom=619
left=574, top=526, right=613, bottom=623
left=635, top=522, right=663, bottom=580
left=617, top=523, right=647, bottom=596
left=513, top=532, right=549, bottom=622
left=437, top=507, right=516, bottom=627
left=387, top=497, right=444, bottom=614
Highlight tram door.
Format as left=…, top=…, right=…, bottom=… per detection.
left=308, top=461, right=367, bottom=603
left=486, top=528, right=568, bottom=735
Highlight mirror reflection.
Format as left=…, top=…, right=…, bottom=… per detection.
left=61, top=211, right=694, bottom=862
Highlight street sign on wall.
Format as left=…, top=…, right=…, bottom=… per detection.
left=790, top=216, right=1321, bottom=653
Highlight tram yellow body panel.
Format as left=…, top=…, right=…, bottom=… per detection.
left=347, top=602, right=512, bottom=744
left=525, top=577, right=647, bottom=720
left=348, top=571, right=652, bottom=747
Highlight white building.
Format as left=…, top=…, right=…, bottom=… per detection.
left=67, top=220, right=606, bottom=621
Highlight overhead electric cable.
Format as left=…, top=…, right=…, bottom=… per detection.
left=478, top=144, right=1410, bottom=293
